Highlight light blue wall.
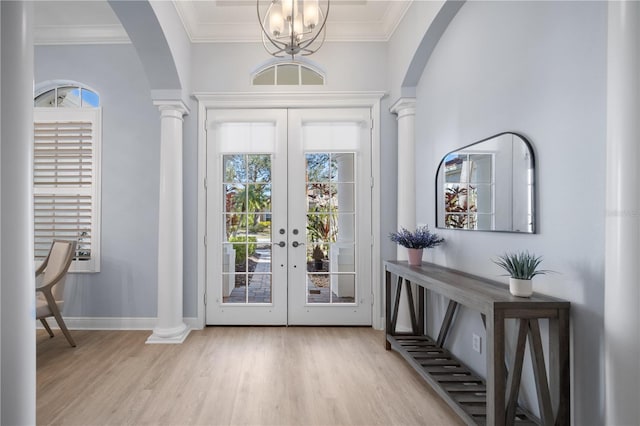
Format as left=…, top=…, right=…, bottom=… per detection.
left=413, top=1, right=606, bottom=423
left=35, top=44, right=162, bottom=318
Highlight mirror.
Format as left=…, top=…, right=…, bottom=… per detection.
left=436, top=132, right=535, bottom=233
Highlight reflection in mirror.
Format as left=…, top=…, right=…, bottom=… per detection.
left=436, top=132, right=535, bottom=233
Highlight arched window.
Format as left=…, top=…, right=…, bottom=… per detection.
left=252, top=61, right=325, bottom=86
left=34, top=81, right=102, bottom=272
left=35, top=82, right=100, bottom=108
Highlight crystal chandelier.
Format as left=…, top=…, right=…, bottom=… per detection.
left=257, top=0, right=329, bottom=59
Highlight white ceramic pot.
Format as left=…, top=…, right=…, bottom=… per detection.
left=509, top=278, right=533, bottom=297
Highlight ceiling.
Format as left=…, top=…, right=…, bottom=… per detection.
left=34, top=0, right=412, bottom=45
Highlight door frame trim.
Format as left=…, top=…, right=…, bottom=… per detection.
left=195, top=92, right=385, bottom=330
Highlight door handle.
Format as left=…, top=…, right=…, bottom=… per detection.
left=276, top=241, right=286, bottom=247
left=292, top=241, right=305, bottom=248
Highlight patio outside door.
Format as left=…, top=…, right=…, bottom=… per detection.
left=205, top=108, right=372, bottom=325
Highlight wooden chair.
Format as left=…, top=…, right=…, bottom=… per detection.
left=36, top=240, right=77, bottom=347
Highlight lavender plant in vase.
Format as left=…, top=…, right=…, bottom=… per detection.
left=389, top=226, right=444, bottom=266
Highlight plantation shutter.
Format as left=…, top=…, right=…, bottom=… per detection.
left=34, top=108, right=101, bottom=272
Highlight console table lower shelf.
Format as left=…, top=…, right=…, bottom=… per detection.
left=387, top=334, right=536, bottom=425
left=385, top=261, right=570, bottom=426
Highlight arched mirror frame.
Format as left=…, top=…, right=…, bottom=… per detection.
left=435, top=132, right=536, bottom=234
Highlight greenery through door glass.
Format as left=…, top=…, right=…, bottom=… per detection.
left=306, top=153, right=338, bottom=265
left=223, top=154, right=273, bottom=304
left=224, top=154, right=272, bottom=238
left=305, top=152, right=356, bottom=304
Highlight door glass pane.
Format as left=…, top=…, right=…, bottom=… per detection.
left=331, top=274, right=355, bottom=304
left=222, top=153, right=272, bottom=304
left=335, top=214, right=355, bottom=241
left=224, top=213, right=247, bottom=240
left=248, top=155, right=271, bottom=182
left=305, top=152, right=356, bottom=304
left=223, top=155, right=246, bottom=182
left=331, top=243, right=355, bottom=273
left=306, top=212, right=335, bottom=243
left=307, top=243, right=329, bottom=272
left=307, top=184, right=334, bottom=212
left=334, top=182, right=353, bottom=213
left=245, top=185, right=271, bottom=213
left=331, top=153, right=353, bottom=182
left=254, top=243, right=272, bottom=273
left=252, top=184, right=272, bottom=212
left=306, top=153, right=331, bottom=181
left=225, top=185, right=245, bottom=213
left=307, top=273, right=329, bottom=304
left=248, top=274, right=272, bottom=303
left=223, top=272, right=246, bottom=303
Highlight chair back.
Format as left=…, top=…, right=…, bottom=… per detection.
left=42, top=240, right=76, bottom=301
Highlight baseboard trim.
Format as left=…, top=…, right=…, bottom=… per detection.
left=37, top=317, right=202, bottom=331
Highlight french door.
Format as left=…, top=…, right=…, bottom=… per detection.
left=205, top=108, right=372, bottom=325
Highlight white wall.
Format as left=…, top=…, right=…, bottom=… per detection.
left=35, top=44, right=162, bottom=318
left=414, top=1, right=606, bottom=423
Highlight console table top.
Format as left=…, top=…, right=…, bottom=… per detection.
left=385, top=260, right=569, bottom=315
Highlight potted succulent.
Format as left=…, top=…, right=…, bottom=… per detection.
left=389, top=226, right=444, bottom=266
left=492, top=251, right=550, bottom=297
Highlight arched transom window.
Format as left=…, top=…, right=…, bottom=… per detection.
left=252, top=61, right=325, bottom=86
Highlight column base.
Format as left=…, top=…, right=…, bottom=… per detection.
left=146, top=323, right=190, bottom=344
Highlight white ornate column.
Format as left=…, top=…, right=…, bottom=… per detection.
left=147, top=100, right=191, bottom=344
left=605, top=2, right=640, bottom=424
left=390, top=98, right=416, bottom=332
left=1, top=1, right=36, bottom=423
left=391, top=98, right=417, bottom=247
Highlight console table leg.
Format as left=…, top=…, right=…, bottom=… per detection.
left=418, top=287, right=425, bottom=336
left=549, top=309, right=570, bottom=425
left=385, top=269, right=392, bottom=349
left=405, top=280, right=419, bottom=334
left=528, top=319, right=554, bottom=425
left=437, top=300, right=459, bottom=347
left=505, top=319, right=529, bottom=423
left=390, top=276, right=403, bottom=335
left=486, top=310, right=506, bottom=426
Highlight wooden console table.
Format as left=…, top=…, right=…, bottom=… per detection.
left=384, top=261, right=570, bottom=426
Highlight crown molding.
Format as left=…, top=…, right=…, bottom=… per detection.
left=176, top=1, right=411, bottom=43
left=34, top=1, right=412, bottom=45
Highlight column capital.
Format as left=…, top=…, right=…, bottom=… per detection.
left=390, top=97, right=416, bottom=119
left=153, top=100, right=190, bottom=117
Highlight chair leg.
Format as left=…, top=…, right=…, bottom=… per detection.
left=50, top=310, right=76, bottom=348
left=40, top=318, right=54, bottom=338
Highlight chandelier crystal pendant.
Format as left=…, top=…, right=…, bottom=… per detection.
left=257, top=0, right=329, bottom=59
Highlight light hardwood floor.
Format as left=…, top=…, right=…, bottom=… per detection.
left=37, top=327, right=463, bottom=426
